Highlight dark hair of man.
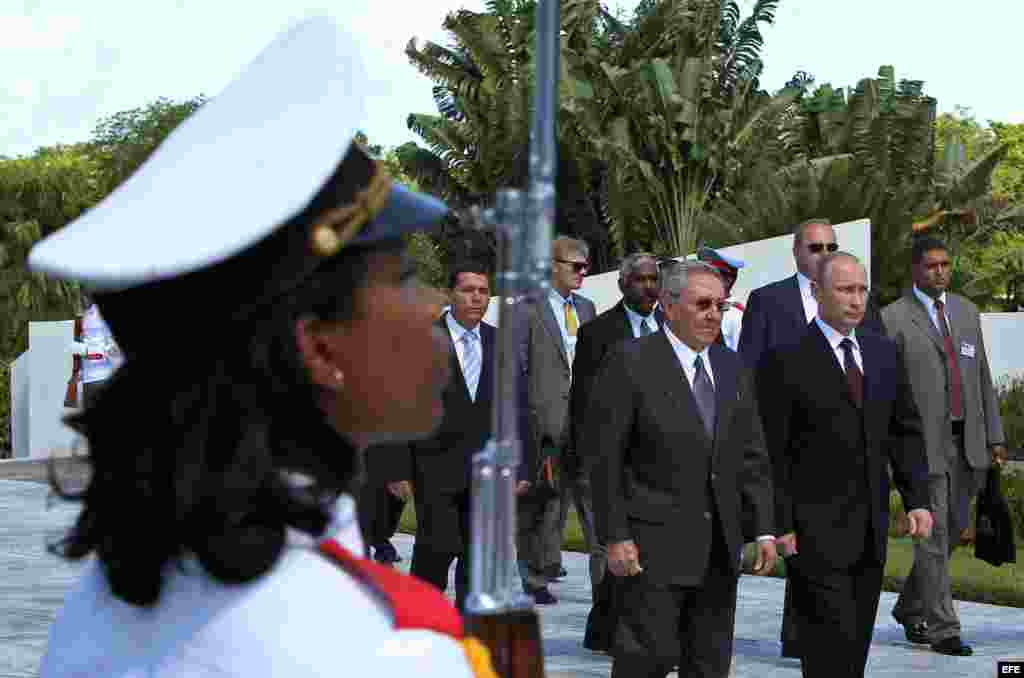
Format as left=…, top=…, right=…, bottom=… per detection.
left=793, top=217, right=832, bottom=245
left=49, top=242, right=398, bottom=607
left=448, top=259, right=491, bottom=291
left=911, top=235, right=948, bottom=265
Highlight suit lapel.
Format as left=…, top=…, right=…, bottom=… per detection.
left=615, top=301, right=633, bottom=339
left=654, top=331, right=713, bottom=446
left=440, top=314, right=472, bottom=401
left=905, top=291, right=946, bottom=353
left=943, top=294, right=966, bottom=354
left=709, top=345, right=737, bottom=457
left=540, top=296, right=570, bottom=367
left=809, top=322, right=859, bottom=410
left=785, top=275, right=809, bottom=331
left=859, top=332, right=882, bottom=429
left=477, top=324, right=494, bottom=405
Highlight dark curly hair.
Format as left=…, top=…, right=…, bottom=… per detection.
left=49, top=243, right=391, bottom=607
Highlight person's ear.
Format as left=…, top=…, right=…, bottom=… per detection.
left=295, top=317, right=345, bottom=391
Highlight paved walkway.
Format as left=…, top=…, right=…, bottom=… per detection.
left=2, top=477, right=1021, bottom=677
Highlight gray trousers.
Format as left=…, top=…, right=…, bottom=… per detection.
left=892, top=432, right=984, bottom=642
left=556, top=476, right=603, bottom=600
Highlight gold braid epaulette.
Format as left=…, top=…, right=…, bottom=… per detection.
left=310, top=160, right=392, bottom=257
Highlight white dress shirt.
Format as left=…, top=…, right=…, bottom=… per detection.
left=814, top=317, right=863, bottom=374
left=796, top=272, right=818, bottom=323
left=623, top=302, right=660, bottom=338
left=445, top=311, right=482, bottom=393
left=912, top=285, right=949, bottom=334
left=663, top=326, right=773, bottom=545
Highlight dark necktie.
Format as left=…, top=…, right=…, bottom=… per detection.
left=693, top=355, right=716, bottom=438
left=840, top=338, right=863, bottom=408
left=933, top=299, right=963, bottom=419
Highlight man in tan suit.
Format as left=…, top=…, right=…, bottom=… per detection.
left=883, top=236, right=1008, bottom=656
left=518, top=235, right=596, bottom=604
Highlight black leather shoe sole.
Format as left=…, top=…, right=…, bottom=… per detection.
left=932, top=637, right=973, bottom=656
left=904, top=623, right=931, bottom=645
left=528, top=587, right=558, bottom=605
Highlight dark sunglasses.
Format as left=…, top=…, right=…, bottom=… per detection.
left=807, top=242, right=839, bottom=254
left=555, top=259, right=590, bottom=273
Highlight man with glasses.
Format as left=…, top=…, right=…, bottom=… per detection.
left=698, top=246, right=746, bottom=351
left=585, top=261, right=777, bottom=678
left=738, top=217, right=885, bottom=658
left=519, top=236, right=597, bottom=604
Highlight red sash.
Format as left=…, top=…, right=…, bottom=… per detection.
left=317, top=539, right=464, bottom=639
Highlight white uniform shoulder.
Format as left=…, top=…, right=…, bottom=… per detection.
left=42, top=503, right=476, bottom=678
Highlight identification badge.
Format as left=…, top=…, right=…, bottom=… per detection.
left=960, top=342, right=976, bottom=358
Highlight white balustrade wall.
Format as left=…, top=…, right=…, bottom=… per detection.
left=6, top=220, right=1020, bottom=458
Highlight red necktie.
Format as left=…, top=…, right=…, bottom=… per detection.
left=933, top=299, right=963, bottom=419
left=840, top=339, right=863, bottom=408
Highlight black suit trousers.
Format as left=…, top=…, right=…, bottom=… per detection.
left=786, top=535, right=884, bottom=678
left=610, top=520, right=738, bottom=678
left=410, top=489, right=471, bottom=610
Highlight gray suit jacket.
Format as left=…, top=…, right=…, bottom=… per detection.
left=524, top=291, right=596, bottom=451
left=882, top=290, right=1005, bottom=473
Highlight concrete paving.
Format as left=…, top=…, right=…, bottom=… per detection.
left=2, top=477, right=1021, bottom=677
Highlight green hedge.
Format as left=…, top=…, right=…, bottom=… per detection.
left=890, top=468, right=1024, bottom=539
left=0, top=359, right=9, bottom=456
left=998, top=375, right=1024, bottom=453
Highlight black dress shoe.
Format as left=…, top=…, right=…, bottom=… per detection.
left=543, top=565, right=567, bottom=581
left=931, top=637, right=973, bottom=656
left=527, top=587, right=558, bottom=605
left=372, top=543, right=402, bottom=564
left=903, top=621, right=931, bottom=645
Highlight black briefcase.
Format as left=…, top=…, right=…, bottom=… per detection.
left=583, top=573, right=621, bottom=652
left=975, top=466, right=1017, bottom=567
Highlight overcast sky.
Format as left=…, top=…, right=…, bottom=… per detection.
left=3, top=0, right=1021, bottom=159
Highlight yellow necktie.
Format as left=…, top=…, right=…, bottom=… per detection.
left=564, top=300, right=578, bottom=336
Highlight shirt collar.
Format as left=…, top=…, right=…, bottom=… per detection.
left=551, top=288, right=574, bottom=306
left=912, top=285, right=947, bottom=311
left=664, top=324, right=710, bottom=367
left=814, top=316, right=857, bottom=351
left=796, top=271, right=815, bottom=298
left=445, top=311, right=480, bottom=340
left=623, top=301, right=657, bottom=327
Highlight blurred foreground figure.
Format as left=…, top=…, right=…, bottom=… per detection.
left=32, top=16, right=497, bottom=678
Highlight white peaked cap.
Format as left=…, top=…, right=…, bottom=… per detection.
left=28, top=15, right=443, bottom=292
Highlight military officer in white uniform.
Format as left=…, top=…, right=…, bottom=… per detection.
left=697, top=246, right=747, bottom=351
left=33, top=17, right=496, bottom=678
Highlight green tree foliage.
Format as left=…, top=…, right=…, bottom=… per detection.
left=88, top=96, right=207, bottom=195
left=401, top=0, right=798, bottom=268
left=991, top=121, right=1024, bottom=204
left=0, top=97, right=204, bottom=452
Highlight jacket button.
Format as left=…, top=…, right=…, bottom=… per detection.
left=704, top=512, right=712, bottom=520
left=710, top=472, right=717, bottom=481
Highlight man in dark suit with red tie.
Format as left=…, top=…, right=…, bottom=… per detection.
left=757, top=252, right=933, bottom=678
left=739, top=217, right=886, bottom=656
left=585, top=261, right=777, bottom=678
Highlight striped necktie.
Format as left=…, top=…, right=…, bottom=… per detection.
left=462, top=331, right=481, bottom=401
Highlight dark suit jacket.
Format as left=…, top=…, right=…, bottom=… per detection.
left=756, top=322, right=929, bottom=570
left=739, top=274, right=885, bottom=370
left=585, top=333, right=775, bottom=586
left=389, top=315, right=533, bottom=547
left=570, top=301, right=663, bottom=467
